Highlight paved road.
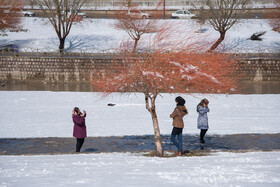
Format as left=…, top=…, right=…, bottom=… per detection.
left=1, top=133, right=279, bottom=155
left=30, top=7, right=277, bottom=19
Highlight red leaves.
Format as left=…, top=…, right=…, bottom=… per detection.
left=0, top=0, right=23, bottom=31
left=92, top=50, right=239, bottom=95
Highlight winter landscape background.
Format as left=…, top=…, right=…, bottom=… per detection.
left=0, top=11, right=280, bottom=187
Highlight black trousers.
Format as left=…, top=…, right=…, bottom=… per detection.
left=200, top=129, right=208, bottom=143
left=76, top=138, right=85, bottom=152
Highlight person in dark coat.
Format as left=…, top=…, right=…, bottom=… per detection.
left=72, top=107, right=87, bottom=152
left=170, top=96, right=188, bottom=156
left=197, top=99, right=210, bottom=144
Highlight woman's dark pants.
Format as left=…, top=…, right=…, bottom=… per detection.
left=200, top=129, right=208, bottom=144
left=76, top=138, right=85, bottom=152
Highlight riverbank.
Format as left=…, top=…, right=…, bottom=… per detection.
left=1, top=81, right=280, bottom=94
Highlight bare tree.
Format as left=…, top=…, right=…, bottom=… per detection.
left=115, top=17, right=159, bottom=53
left=115, top=4, right=163, bottom=54
left=195, top=7, right=207, bottom=33
left=30, top=0, right=88, bottom=52
left=269, top=0, right=280, bottom=33
left=126, top=0, right=133, bottom=7
left=0, top=0, right=23, bottom=36
left=196, top=0, right=250, bottom=51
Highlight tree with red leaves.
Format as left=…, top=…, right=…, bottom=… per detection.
left=92, top=27, right=239, bottom=157
left=0, top=0, right=23, bottom=36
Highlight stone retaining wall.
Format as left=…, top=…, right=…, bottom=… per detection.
left=0, top=56, right=118, bottom=83
left=238, top=58, right=280, bottom=81
left=0, top=56, right=279, bottom=83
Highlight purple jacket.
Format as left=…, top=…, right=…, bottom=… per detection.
left=72, top=114, right=87, bottom=138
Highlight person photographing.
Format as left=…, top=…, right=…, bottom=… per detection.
left=72, top=107, right=87, bottom=152
left=197, top=99, right=210, bottom=144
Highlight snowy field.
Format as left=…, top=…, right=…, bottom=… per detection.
left=1, top=152, right=280, bottom=186
left=1, top=92, right=280, bottom=186
left=0, top=91, right=280, bottom=138
left=1, top=17, right=279, bottom=53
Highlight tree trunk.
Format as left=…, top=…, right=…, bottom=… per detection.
left=209, top=31, right=226, bottom=51
left=59, top=37, right=66, bottom=52
left=145, top=94, right=163, bottom=157
left=127, top=0, right=132, bottom=7
left=151, top=110, right=164, bottom=157
left=132, top=38, right=139, bottom=54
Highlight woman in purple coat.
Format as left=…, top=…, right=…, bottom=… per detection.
left=72, top=107, right=87, bottom=152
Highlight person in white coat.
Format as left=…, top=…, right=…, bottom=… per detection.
left=197, top=99, right=210, bottom=144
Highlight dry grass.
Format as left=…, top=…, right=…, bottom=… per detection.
left=143, top=150, right=211, bottom=158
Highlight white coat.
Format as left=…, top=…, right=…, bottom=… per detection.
left=197, top=105, right=210, bottom=129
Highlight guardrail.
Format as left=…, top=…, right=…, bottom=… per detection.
left=231, top=48, right=280, bottom=54
left=0, top=47, right=279, bottom=58
left=0, top=48, right=117, bottom=58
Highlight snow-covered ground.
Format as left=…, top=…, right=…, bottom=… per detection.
left=1, top=17, right=279, bottom=53
left=1, top=152, right=280, bottom=187
left=1, top=92, right=280, bottom=186
left=0, top=91, right=280, bottom=138
left=1, top=8, right=280, bottom=186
